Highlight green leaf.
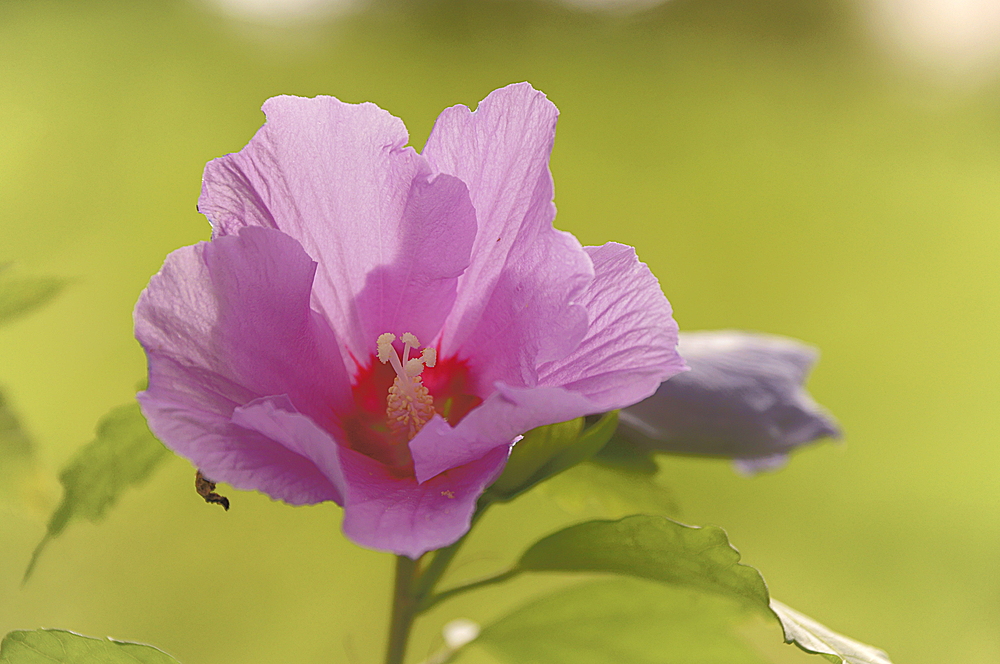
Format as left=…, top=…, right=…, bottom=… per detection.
left=771, top=599, right=893, bottom=664
left=540, top=458, right=678, bottom=519
left=0, top=389, right=35, bottom=496
left=0, top=269, right=66, bottom=327
left=476, top=579, right=769, bottom=664
left=438, top=514, right=893, bottom=664
left=487, top=412, right=618, bottom=502
left=537, top=424, right=679, bottom=519
left=517, top=515, right=770, bottom=612
left=0, top=629, right=180, bottom=663
left=24, top=402, right=170, bottom=582
left=0, top=389, right=32, bottom=464
left=446, top=514, right=892, bottom=664
left=0, top=389, right=57, bottom=514
left=591, top=431, right=659, bottom=475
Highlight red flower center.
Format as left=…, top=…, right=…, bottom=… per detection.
left=339, top=344, right=482, bottom=473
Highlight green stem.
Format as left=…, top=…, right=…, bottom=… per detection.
left=418, top=568, right=521, bottom=613
left=384, top=555, right=420, bottom=664
left=412, top=538, right=467, bottom=602
left=383, top=498, right=495, bottom=664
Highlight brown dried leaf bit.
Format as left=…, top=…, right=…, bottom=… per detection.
left=195, top=470, right=230, bottom=510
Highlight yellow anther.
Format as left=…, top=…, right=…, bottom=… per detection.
left=387, top=377, right=435, bottom=439
left=377, top=333, right=396, bottom=363
left=377, top=332, right=437, bottom=440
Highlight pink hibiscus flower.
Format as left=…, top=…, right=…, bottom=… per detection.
left=135, top=83, right=685, bottom=557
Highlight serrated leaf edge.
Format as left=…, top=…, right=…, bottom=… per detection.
left=1, top=629, right=181, bottom=663
left=770, top=599, right=892, bottom=664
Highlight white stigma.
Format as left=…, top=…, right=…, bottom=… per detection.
left=377, top=332, right=436, bottom=439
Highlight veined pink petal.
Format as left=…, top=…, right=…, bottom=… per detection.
left=232, top=396, right=347, bottom=504
left=408, top=384, right=595, bottom=483
left=409, top=243, right=683, bottom=484
left=200, top=96, right=475, bottom=362
left=339, top=445, right=509, bottom=558
left=424, top=83, right=593, bottom=388
left=352, top=172, right=476, bottom=348
left=135, top=227, right=350, bottom=500
left=538, top=242, right=688, bottom=409
left=138, top=395, right=339, bottom=505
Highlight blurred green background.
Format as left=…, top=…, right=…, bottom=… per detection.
left=2, top=0, right=998, bottom=662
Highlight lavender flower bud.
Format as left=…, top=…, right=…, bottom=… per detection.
left=619, top=331, right=841, bottom=474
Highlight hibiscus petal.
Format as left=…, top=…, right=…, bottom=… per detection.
left=351, top=171, right=476, bottom=349
left=339, top=444, right=509, bottom=558
left=424, top=83, right=593, bottom=388
left=135, top=227, right=351, bottom=501
left=136, top=226, right=350, bottom=423
left=733, top=454, right=790, bottom=475
left=409, top=384, right=595, bottom=483
left=138, top=394, right=339, bottom=505
left=200, top=96, right=476, bottom=362
left=537, top=242, right=687, bottom=410
left=408, top=244, right=684, bottom=484
left=231, top=396, right=347, bottom=504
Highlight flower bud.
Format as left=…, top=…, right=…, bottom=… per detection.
left=619, top=331, right=841, bottom=474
